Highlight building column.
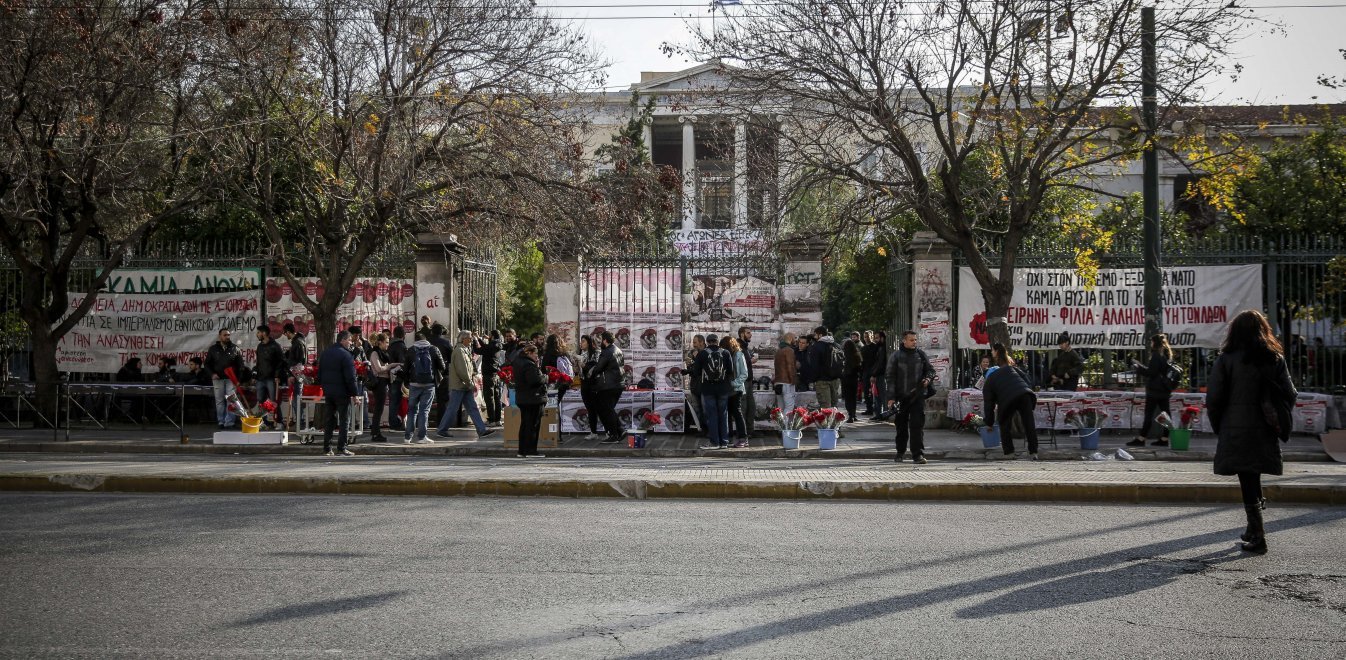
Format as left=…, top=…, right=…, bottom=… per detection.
left=641, top=121, right=654, bottom=165
left=733, top=121, right=748, bottom=228
left=679, top=115, right=697, bottom=230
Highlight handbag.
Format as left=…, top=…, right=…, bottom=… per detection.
left=1260, top=359, right=1293, bottom=444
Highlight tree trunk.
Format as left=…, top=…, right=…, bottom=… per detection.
left=982, top=288, right=1013, bottom=351
left=27, top=323, right=61, bottom=428
left=312, top=310, right=338, bottom=355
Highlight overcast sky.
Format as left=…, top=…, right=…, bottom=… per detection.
left=545, top=1, right=1346, bottom=105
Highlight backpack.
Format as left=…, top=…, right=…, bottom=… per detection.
left=702, top=348, right=729, bottom=384
left=411, top=346, right=436, bottom=385
left=826, top=342, right=845, bottom=380
left=1163, top=362, right=1184, bottom=390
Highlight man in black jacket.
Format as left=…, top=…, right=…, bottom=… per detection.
left=859, top=331, right=879, bottom=414
left=386, top=326, right=408, bottom=431
left=736, top=327, right=757, bottom=436
left=474, top=329, right=505, bottom=426
left=429, top=324, right=456, bottom=419
left=841, top=331, right=864, bottom=423
left=253, top=326, right=287, bottom=430
left=317, top=332, right=360, bottom=456
left=282, top=323, right=308, bottom=431
left=593, top=331, right=626, bottom=443
left=885, top=330, right=936, bottom=463
left=206, top=329, right=244, bottom=429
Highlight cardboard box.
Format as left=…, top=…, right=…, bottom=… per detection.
left=502, top=405, right=558, bottom=449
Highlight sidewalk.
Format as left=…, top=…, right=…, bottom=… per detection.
left=2, top=453, right=1344, bottom=504
left=0, top=417, right=1334, bottom=463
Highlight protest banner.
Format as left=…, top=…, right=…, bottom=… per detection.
left=264, top=277, right=416, bottom=338
left=104, top=268, right=261, bottom=294
left=957, top=265, right=1262, bottom=349
left=57, top=290, right=261, bottom=373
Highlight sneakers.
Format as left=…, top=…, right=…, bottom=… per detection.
left=699, top=444, right=723, bottom=450
left=600, top=437, right=621, bottom=444
left=525, top=454, right=546, bottom=459
left=517, top=453, right=528, bottom=458
left=324, top=450, right=334, bottom=456
left=435, top=431, right=453, bottom=439
left=1151, top=438, right=1169, bottom=447
left=478, top=430, right=497, bottom=439
left=414, top=437, right=434, bottom=444
left=584, top=433, right=599, bottom=441
left=894, top=454, right=905, bottom=463
left=732, top=441, right=749, bottom=448
left=400, top=438, right=413, bottom=445
left=338, top=449, right=355, bottom=456
left=913, top=456, right=928, bottom=464
left=1028, top=452, right=1040, bottom=461
left=1125, top=437, right=1146, bottom=447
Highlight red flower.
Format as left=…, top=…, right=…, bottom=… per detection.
left=643, top=411, right=662, bottom=424
left=355, top=362, right=368, bottom=376
left=260, top=400, right=277, bottom=413
left=497, top=365, right=515, bottom=385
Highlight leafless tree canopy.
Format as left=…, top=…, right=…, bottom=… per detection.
left=680, top=0, right=1249, bottom=344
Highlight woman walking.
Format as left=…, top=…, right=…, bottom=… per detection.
left=1129, top=333, right=1177, bottom=447
left=366, top=333, right=393, bottom=442
left=982, top=343, right=1040, bottom=459
left=722, top=336, right=749, bottom=447
left=1207, top=310, right=1297, bottom=554
left=512, top=343, right=548, bottom=458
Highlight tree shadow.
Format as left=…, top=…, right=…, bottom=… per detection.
left=229, top=591, right=406, bottom=628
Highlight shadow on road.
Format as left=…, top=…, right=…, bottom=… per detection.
left=230, top=591, right=407, bottom=628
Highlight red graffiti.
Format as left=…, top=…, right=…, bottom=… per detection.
left=969, top=311, right=989, bottom=345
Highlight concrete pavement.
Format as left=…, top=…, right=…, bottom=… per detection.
left=2, top=454, right=1345, bottom=504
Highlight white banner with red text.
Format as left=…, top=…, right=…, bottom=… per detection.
left=957, top=265, right=1262, bottom=350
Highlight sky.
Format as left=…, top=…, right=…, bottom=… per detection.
left=542, top=1, right=1346, bottom=105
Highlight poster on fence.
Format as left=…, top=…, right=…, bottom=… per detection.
left=57, top=290, right=262, bottom=373
left=957, top=265, right=1262, bottom=350
left=264, top=277, right=416, bottom=339
left=781, top=261, right=823, bottom=320
left=686, top=274, right=778, bottom=324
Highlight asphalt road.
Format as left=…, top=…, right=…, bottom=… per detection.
left=1, top=494, right=1344, bottom=659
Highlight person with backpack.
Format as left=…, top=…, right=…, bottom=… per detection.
left=885, top=330, right=937, bottom=463
left=593, top=331, right=626, bottom=444
left=807, top=326, right=844, bottom=407
left=1207, top=309, right=1297, bottom=555
left=1128, top=333, right=1178, bottom=448
left=981, top=342, right=1040, bottom=460
left=693, top=333, right=734, bottom=449
left=723, top=336, right=750, bottom=447
left=402, top=329, right=447, bottom=444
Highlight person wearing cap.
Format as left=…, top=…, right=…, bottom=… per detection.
left=1049, top=332, right=1083, bottom=391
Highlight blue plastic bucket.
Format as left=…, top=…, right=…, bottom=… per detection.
left=817, top=428, right=838, bottom=450
left=1079, top=428, right=1101, bottom=450
left=979, top=426, right=1001, bottom=449
left=781, top=430, right=802, bottom=449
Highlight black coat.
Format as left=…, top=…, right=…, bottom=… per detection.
left=205, top=341, right=243, bottom=379
left=511, top=355, right=548, bottom=406
left=283, top=333, right=308, bottom=371
left=1135, top=353, right=1175, bottom=397
left=983, top=365, right=1035, bottom=423
left=842, top=339, right=863, bottom=375
left=254, top=338, right=286, bottom=381
left=475, top=339, right=504, bottom=375
left=1208, top=350, right=1297, bottom=476
left=594, top=344, right=624, bottom=392
left=317, top=344, right=358, bottom=400
left=886, top=346, right=935, bottom=401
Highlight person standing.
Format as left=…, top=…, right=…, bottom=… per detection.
left=869, top=331, right=889, bottom=419
left=253, top=326, right=287, bottom=430
left=577, top=334, right=602, bottom=440
left=736, top=327, right=756, bottom=436
left=808, top=326, right=843, bottom=407
left=402, top=330, right=446, bottom=444
left=841, top=331, right=864, bottom=423
left=282, top=323, right=308, bottom=431
left=593, top=331, right=626, bottom=443
left=206, top=329, right=244, bottom=429
left=885, top=330, right=935, bottom=464
left=1049, top=332, right=1083, bottom=391
left=860, top=331, right=879, bottom=414
left=1129, top=333, right=1177, bottom=448
left=683, top=334, right=707, bottom=432
left=724, top=336, right=749, bottom=447
left=795, top=335, right=813, bottom=392
left=1207, top=310, right=1297, bottom=555
left=429, top=324, right=455, bottom=420
left=436, top=330, right=495, bottom=439
left=386, top=326, right=408, bottom=432
left=475, top=329, right=505, bottom=426
left=774, top=332, right=797, bottom=410
left=693, top=333, right=733, bottom=450
left=317, top=332, right=360, bottom=456
left=366, top=333, right=393, bottom=443
left=511, top=343, right=548, bottom=458
left=542, top=334, right=575, bottom=409
left=982, top=342, right=1040, bottom=460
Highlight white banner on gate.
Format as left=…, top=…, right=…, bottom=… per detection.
left=957, top=265, right=1262, bottom=350
left=103, top=268, right=261, bottom=293
left=56, top=291, right=262, bottom=373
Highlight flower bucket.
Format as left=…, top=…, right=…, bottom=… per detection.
left=1078, top=428, right=1101, bottom=450
left=627, top=430, right=648, bottom=449
left=508, top=388, right=516, bottom=407
left=979, top=425, right=1001, bottom=449
left=240, top=416, right=263, bottom=434
left=781, top=430, right=802, bottom=449
left=817, top=428, right=838, bottom=450
left=1169, top=428, right=1191, bottom=451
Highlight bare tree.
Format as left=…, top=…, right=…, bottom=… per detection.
left=0, top=0, right=217, bottom=417
left=679, top=0, right=1249, bottom=347
left=208, top=0, right=612, bottom=349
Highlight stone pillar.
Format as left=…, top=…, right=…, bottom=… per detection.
left=414, top=233, right=464, bottom=334
left=641, top=120, right=654, bottom=165
left=543, top=260, right=580, bottom=351
left=907, top=232, right=956, bottom=425
left=679, top=115, right=697, bottom=230
left=733, top=121, right=748, bottom=228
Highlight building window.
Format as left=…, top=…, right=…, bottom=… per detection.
left=699, top=175, right=732, bottom=229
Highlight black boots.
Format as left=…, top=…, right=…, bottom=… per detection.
left=1240, top=503, right=1268, bottom=555
left=1241, top=497, right=1267, bottom=542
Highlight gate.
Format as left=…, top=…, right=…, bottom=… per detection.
left=458, top=258, right=499, bottom=333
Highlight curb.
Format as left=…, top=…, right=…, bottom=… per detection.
left=2, top=472, right=1344, bottom=505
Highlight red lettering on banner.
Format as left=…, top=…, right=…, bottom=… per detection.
left=1059, top=307, right=1095, bottom=324
left=1102, top=307, right=1146, bottom=325
left=1007, top=307, right=1050, bottom=324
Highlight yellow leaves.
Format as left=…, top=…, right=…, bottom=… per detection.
left=362, top=113, right=380, bottom=136
left=876, top=246, right=887, bottom=257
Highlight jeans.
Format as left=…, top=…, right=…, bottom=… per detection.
left=776, top=383, right=796, bottom=411
left=872, top=376, right=887, bottom=415
left=893, top=398, right=927, bottom=458
left=482, top=373, right=502, bottom=424
left=437, top=388, right=486, bottom=435
left=213, top=378, right=237, bottom=426
left=518, top=403, right=543, bottom=456
left=322, top=396, right=351, bottom=452
left=256, top=378, right=282, bottom=425
left=727, top=392, right=747, bottom=440
left=701, top=392, right=730, bottom=447
left=404, top=385, right=435, bottom=442
left=814, top=379, right=840, bottom=407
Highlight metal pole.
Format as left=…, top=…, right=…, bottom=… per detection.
left=1141, top=6, right=1163, bottom=343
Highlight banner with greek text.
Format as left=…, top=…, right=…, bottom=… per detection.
left=263, top=277, right=416, bottom=339
left=957, top=265, right=1263, bottom=350
left=102, top=268, right=261, bottom=293
left=56, top=291, right=262, bottom=373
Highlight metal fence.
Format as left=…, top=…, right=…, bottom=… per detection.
left=458, top=258, right=499, bottom=333
left=579, top=251, right=785, bottom=322
left=950, top=234, right=1346, bottom=394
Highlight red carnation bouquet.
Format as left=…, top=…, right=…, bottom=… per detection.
left=772, top=406, right=811, bottom=431
left=544, top=366, right=573, bottom=386
left=812, top=408, right=847, bottom=430
left=956, top=412, right=985, bottom=433
left=636, top=410, right=662, bottom=431
left=497, top=365, right=515, bottom=386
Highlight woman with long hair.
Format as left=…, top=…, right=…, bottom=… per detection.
left=366, top=333, right=392, bottom=443
left=981, top=343, right=1040, bottom=459
left=1129, top=333, right=1176, bottom=448
left=577, top=334, right=601, bottom=440
left=543, top=334, right=574, bottom=442
left=722, top=336, right=750, bottom=447
left=1208, top=310, right=1296, bottom=554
